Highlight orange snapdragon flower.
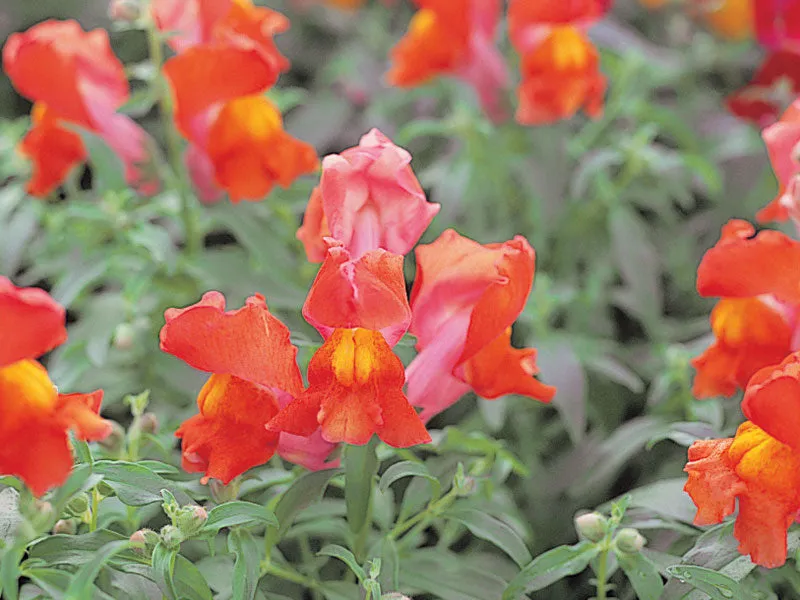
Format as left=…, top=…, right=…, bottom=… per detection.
left=0, top=277, right=110, bottom=496
left=2, top=21, right=156, bottom=197
left=160, top=292, right=338, bottom=483
left=508, top=0, right=609, bottom=124
left=387, top=0, right=509, bottom=121
left=698, top=0, right=753, bottom=40
left=268, top=242, right=430, bottom=447
left=685, top=351, right=800, bottom=567
left=406, top=230, right=556, bottom=421
left=154, top=0, right=318, bottom=202
left=691, top=220, right=800, bottom=397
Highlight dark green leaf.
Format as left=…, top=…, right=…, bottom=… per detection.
left=616, top=550, right=664, bottom=600
left=229, top=529, right=261, bottom=600
left=378, top=461, right=440, bottom=500
left=72, top=129, right=126, bottom=193
left=201, top=502, right=277, bottom=534
left=28, top=530, right=141, bottom=567
left=445, top=508, right=532, bottom=567
left=318, top=544, right=366, bottom=581
left=64, top=540, right=130, bottom=600
left=271, top=469, right=341, bottom=541
left=172, top=555, right=214, bottom=600
left=666, top=565, right=752, bottom=600
left=502, top=541, right=600, bottom=599
left=400, top=549, right=508, bottom=600
left=1, top=545, right=25, bottom=600
left=151, top=543, right=179, bottom=600
left=318, top=581, right=362, bottom=600
left=93, top=460, right=192, bottom=506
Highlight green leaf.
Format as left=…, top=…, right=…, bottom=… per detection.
left=229, top=529, right=261, bottom=600
left=201, top=502, right=277, bottom=534
left=378, top=461, right=440, bottom=501
left=445, top=508, right=532, bottom=567
left=318, top=581, right=363, bottom=600
left=19, top=567, right=72, bottom=598
left=345, top=439, right=379, bottom=537
left=172, top=555, right=214, bottom=600
left=269, top=469, right=342, bottom=543
left=93, top=460, right=192, bottom=506
left=400, top=549, right=508, bottom=600
left=318, top=544, right=366, bottom=581
left=28, top=530, right=141, bottom=567
left=666, top=565, right=752, bottom=600
left=502, top=541, right=600, bottom=599
left=616, top=550, right=664, bottom=600
left=151, top=543, right=179, bottom=600
left=72, top=128, right=127, bottom=193
left=0, top=545, right=25, bottom=600
left=64, top=539, right=130, bottom=600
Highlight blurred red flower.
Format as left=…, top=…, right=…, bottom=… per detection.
left=759, top=100, right=800, bottom=223
left=3, top=20, right=157, bottom=197
left=387, top=0, right=509, bottom=121
left=297, top=129, right=440, bottom=262
left=727, top=50, right=800, bottom=127
left=508, top=0, right=609, bottom=124
left=405, top=230, right=555, bottom=422
left=0, top=277, right=110, bottom=496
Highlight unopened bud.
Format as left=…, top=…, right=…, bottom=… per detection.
left=108, top=0, right=141, bottom=22
left=614, top=528, right=646, bottom=554
left=130, top=528, right=159, bottom=553
left=139, top=412, right=159, bottom=435
left=574, top=512, right=608, bottom=543
left=112, top=323, right=136, bottom=350
left=98, top=421, right=125, bottom=454
left=66, top=494, right=90, bottom=516
left=160, top=525, right=184, bottom=550
left=175, top=505, right=208, bottom=537
left=53, top=519, right=77, bottom=535
left=381, top=594, right=412, bottom=600
left=209, top=478, right=240, bottom=504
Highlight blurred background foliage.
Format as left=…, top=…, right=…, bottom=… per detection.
left=0, top=0, right=786, bottom=598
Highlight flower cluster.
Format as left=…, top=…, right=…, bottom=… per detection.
left=160, top=129, right=555, bottom=485
left=684, top=25, right=800, bottom=568
left=387, top=0, right=611, bottom=124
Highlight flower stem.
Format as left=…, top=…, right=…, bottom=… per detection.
left=145, top=13, right=201, bottom=256
left=261, top=563, right=321, bottom=590
left=389, top=486, right=459, bottom=545
left=594, top=544, right=610, bottom=600
left=89, top=489, right=100, bottom=533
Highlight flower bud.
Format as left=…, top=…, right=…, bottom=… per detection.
left=108, top=0, right=141, bottom=23
left=139, top=412, right=159, bottom=435
left=66, top=494, right=90, bottom=516
left=175, top=505, right=208, bottom=538
left=160, top=525, right=184, bottom=550
left=574, top=512, right=608, bottom=543
left=130, top=528, right=159, bottom=553
left=381, top=594, right=412, bottom=600
left=53, top=519, right=77, bottom=535
left=98, top=421, right=125, bottom=454
left=614, top=528, right=646, bottom=554
left=112, top=323, right=136, bottom=350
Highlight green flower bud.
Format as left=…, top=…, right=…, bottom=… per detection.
left=112, top=323, right=136, bottom=350
left=175, top=505, right=208, bottom=538
left=53, top=519, right=77, bottom=535
left=574, top=512, right=608, bottom=543
left=160, top=525, right=184, bottom=550
left=108, top=0, right=141, bottom=23
left=614, top=528, right=646, bottom=554
left=97, top=421, right=125, bottom=454
left=139, top=412, right=159, bottom=435
left=65, top=494, right=90, bottom=516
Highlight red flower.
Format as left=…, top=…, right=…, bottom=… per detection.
left=157, top=0, right=318, bottom=202
left=508, top=0, right=609, bottom=124
left=727, top=50, right=800, bottom=127
left=2, top=20, right=157, bottom=197
left=755, top=0, right=800, bottom=51
left=406, top=229, right=555, bottom=421
left=160, top=292, right=337, bottom=483
left=269, top=245, right=429, bottom=447
left=297, top=129, right=440, bottom=262
left=692, top=220, right=800, bottom=397
left=0, top=277, right=110, bottom=496
left=685, top=351, right=800, bottom=568
left=759, top=100, right=800, bottom=223
left=387, top=0, right=509, bottom=121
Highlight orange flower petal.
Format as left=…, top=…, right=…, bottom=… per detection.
left=206, top=95, right=318, bottom=201
left=702, top=0, right=753, bottom=41
left=742, top=352, right=800, bottom=451
left=160, top=291, right=304, bottom=396
left=696, top=219, right=800, bottom=305
left=303, top=243, right=412, bottom=346
left=268, top=328, right=430, bottom=448
left=0, top=277, right=67, bottom=369
left=684, top=437, right=742, bottom=526
left=56, top=391, right=111, bottom=441
left=691, top=297, right=793, bottom=398
left=0, top=423, right=74, bottom=497
left=296, top=186, right=331, bottom=263
left=462, top=327, right=556, bottom=402
left=176, top=374, right=280, bottom=483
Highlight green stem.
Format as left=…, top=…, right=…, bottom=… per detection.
left=145, top=14, right=201, bottom=256
left=389, top=487, right=459, bottom=544
left=595, top=544, right=610, bottom=600
left=89, top=489, right=100, bottom=533
left=261, top=563, right=321, bottom=590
